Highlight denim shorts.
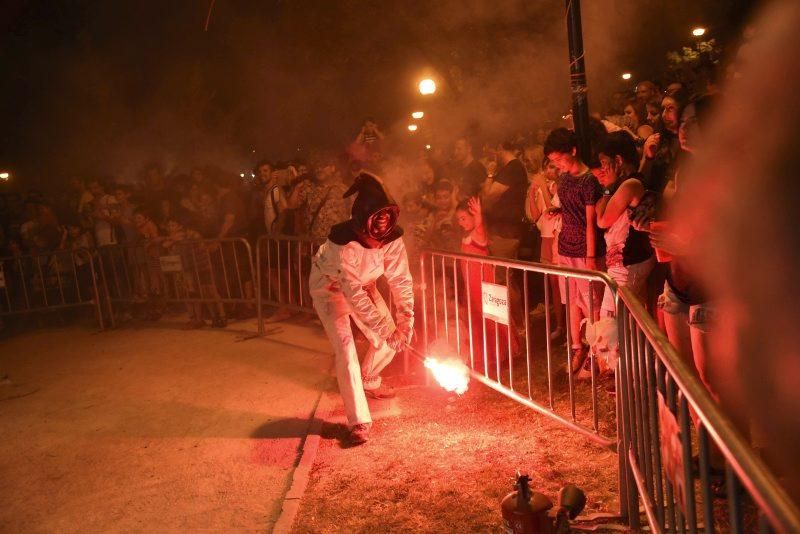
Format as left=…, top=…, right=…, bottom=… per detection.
left=658, top=281, right=713, bottom=333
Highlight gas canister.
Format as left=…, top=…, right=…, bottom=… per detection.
left=500, top=472, right=554, bottom=534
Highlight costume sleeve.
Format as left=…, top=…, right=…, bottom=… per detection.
left=338, top=243, right=394, bottom=340
left=382, top=238, right=414, bottom=330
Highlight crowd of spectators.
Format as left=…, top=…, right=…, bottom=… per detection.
left=0, top=47, right=729, bottom=414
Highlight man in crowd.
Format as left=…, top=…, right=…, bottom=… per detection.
left=481, top=140, right=528, bottom=262
left=350, top=118, right=385, bottom=164
left=287, top=155, right=350, bottom=241
left=635, top=80, right=659, bottom=104
left=255, top=159, right=287, bottom=236
left=453, top=137, right=487, bottom=199
left=88, top=178, right=120, bottom=247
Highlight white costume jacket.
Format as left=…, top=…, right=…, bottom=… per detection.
left=309, top=237, right=414, bottom=346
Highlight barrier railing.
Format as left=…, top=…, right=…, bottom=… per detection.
left=255, top=234, right=322, bottom=334
left=0, top=248, right=110, bottom=329
left=419, top=249, right=618, bottom=449
left=97, top=238, right=256, bottom=321
left=615, top=286, right=800, bottom=532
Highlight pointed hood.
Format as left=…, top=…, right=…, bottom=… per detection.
left=328, top=172, right=403, bottom=248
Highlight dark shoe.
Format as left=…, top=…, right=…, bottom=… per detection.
left=211, top=316, right=227, bottom=328
left=348, top=423, right=371, bottom=445
left=569, top=346, right=589, bottom=375
left=364, top=384, right=396, bottom=399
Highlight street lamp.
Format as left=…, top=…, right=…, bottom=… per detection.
left=621, top=72, right=632, bottom=80
left=418, top=78, right=436, bottom=95
left=692, top=27, right=706, bottom=37
left=0, top=171, right=10, bottom=182
left=408, top=124, right=418, bottom=132
left=411, top=111, right=424, bottom=119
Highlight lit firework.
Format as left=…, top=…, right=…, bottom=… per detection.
left=424, top=357, right=470, bottom=395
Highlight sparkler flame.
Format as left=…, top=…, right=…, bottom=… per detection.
left=424, top=357, right=469, bottom=395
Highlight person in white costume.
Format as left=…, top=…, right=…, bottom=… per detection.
left=309, top=172, right=414, bottom=445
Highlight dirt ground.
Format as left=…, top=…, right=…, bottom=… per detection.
left=292, top=377, right=621, bottom=533
left=0, top=317, right=332, bottom=532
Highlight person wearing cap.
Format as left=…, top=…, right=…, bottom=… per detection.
left=308, top=172, right=414, bottom=445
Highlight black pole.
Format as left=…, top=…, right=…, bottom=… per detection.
left=565, top=0, right=591, bottom=163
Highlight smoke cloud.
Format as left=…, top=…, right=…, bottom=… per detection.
left=0, top=0, right=752, bottom=188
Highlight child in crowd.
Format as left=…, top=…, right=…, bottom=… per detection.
left=526, top=156, right=565, bottom=341
left=162, top=217, right=226, bottom=329
left=455, top=196, right=518, bottom=373
left=59, top=220, right=93, bottom=252
left=59, top=220, right=94, bottom=301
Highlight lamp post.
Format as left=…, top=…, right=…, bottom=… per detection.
left=565, top=0, right=591, bottom=162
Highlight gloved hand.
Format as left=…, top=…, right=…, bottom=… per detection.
left=386, top=325, right=414, bottom=352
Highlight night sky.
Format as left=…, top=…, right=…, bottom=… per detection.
left=0, top=0, right=756, bottom=185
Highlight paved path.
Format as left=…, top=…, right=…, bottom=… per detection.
left=0, top=320, right=332, bottom=532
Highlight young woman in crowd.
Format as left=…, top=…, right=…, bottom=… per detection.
left=622, top=100, right=654, bottom=147
left=593, top=132, right=655, bottom=316
left=647, top=95, right=718, bottom=395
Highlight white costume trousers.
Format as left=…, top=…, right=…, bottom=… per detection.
left=313, top=287, right=396, bottom=426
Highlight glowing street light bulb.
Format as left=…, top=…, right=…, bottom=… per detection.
left=621, top=72, right=632, bottom=80
left=0, top=172, right=9, bottom=181
left=692, top=27, right=706, bottom=37
left=239, top=173, right=245, bottom=178
left=419, top=78, right=436, bottom=95
left=411, top=111, right=424, bottom=119
left=408, top=124, right=418, bottom=132
left=425, top=144, right=431, bottom=150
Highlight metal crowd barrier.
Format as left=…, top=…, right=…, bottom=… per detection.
left=615, top=286, right=800, bottom=533
left=0, top=248, right=110, bottom=329
left=255, top=234, right=322, bottom=334
left=419, top=249, right=618, bottom=449
left=97, top=238, right=256, bottom=313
